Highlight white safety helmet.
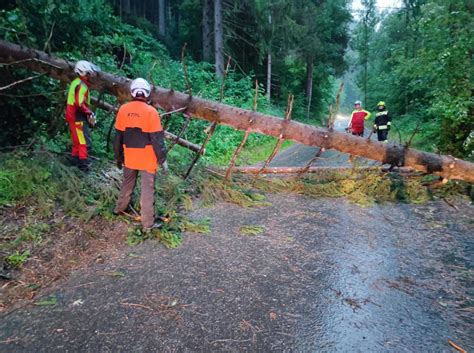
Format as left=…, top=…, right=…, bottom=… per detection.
left=74, top=60, right=100, bottom=76
left=130, top=78, right=151, bottom=98
left=354, top=100, right=362, bottom=106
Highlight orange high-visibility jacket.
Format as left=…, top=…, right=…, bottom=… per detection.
left=114, top=100, right=166, bottom=173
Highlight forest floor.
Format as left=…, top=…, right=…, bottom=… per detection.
left=0, top=120, right=472, bottom=352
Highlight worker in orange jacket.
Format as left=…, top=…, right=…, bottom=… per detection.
left=113, top=78, right=168, bottom=231
left=65, top=60, right=100, bottom=171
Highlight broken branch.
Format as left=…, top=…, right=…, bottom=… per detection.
left=0, top=73, right=46, bottom=91
left=254, top=94, right=294, bottom=178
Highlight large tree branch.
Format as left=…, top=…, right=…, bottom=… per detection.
left=0, top=39, right=473, bottom=182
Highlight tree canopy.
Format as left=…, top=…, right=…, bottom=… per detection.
left=350, top=0, right=473, bottom=158
left=0, top=0, right=471, bottom=159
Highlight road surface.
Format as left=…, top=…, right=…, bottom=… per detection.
left=1, top=117, right=472, bottom=352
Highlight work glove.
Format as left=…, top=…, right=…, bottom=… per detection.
left=87, top=112, right=97, bottom=128
left=161, top=161, right=169, bottom=175
left=116, top=160, right=123, bottom=170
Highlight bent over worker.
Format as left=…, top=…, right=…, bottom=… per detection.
left=347, top=100, right=371, bottom=137
left=113, top=78, right=168, bottom=231
left=66, top=60, right=99, bottom=171
left=373, top=101, right=391, bottom=143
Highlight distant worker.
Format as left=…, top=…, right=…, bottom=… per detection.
left=373, top=101, right=391, bottom=143
left=347, top=100, right=371, bottom=137
left=114, top=78, right=168, bottom=231
left=65, top=60, right=100, bottom=171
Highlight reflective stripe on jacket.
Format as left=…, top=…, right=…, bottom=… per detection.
left=374, top=110, right=391, bottom=131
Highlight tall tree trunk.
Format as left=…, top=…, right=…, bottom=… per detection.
left=214, top=0, right=224, bottom=78
left=363, top=16, right=368, bottom=108
left=266, top=12, right=272, bottom=100
left=174, top=2, right=180, bottom=36
left=202, top=0, right=213, bottom=62
left=158, top=0, right=166, bottom=36
left=266, top=52, right=271, bottom=100
left=123, top=0, right=130, bottom=15
left=305, top=57, right=313, bottom=119
left=1, top=39, right=473, bottom=182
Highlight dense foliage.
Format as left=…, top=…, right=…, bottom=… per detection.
left=0, top=0, right=354, bottom=166
left=0, top=0, right=471, bottom=160
left=351, top=0, right=473, bottom=158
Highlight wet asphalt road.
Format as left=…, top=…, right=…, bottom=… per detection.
left=1, top=196, right=472, bottom=352
left=0, top=119, right=472, bottom=352
left=268, top=118, right=377, bottom=169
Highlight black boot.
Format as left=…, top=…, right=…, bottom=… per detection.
left=78, top=159, right=91, bottom=172
left=68, top=155, right=79, bottom=167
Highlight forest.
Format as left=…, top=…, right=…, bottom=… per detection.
left=0, top=0, right=472, bottom=160
left=0, top=1, right=473, bottom=351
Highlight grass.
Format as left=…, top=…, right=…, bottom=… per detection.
left=6, top=250, right=30, bottom=267
left=240, top=225, right=265, bottom=236
left=126, top=226, right=183, bottom=249
left=180, top=218, right=211, bottom=234
left=237, top=138, right=294, bottom=166
left=197, top=177, right=272, bottom=207
left=12, top=222, right=50, bottom=246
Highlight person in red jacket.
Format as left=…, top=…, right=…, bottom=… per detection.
left=347, top=100, right=371, bottom=137
left=65, top=60, right=99, bottom=171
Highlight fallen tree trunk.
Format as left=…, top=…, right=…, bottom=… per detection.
left=1, top=39, right=473, bottom=183
left=222, top=166, right=378, bottom=174
left=221, top=166, right=417, bottom=175
left=90, top=97, right=202, bottom=153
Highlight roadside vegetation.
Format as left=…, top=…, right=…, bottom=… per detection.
left=349, top=0, right=473, bottom=158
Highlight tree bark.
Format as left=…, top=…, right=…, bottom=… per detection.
left=89, top=97, right=202, bottom=153
left=214, top=0, right=224, bottom=78
left=202, top=0, right=213, bottom=62
left=0, top=39, right=473, bottom=182
left=158, top=0, right=166, bottom=36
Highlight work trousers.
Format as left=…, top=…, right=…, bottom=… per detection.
left=377, top=129, right=389, bottom=142
left=115, top=167, right=156, bottom=229
left=68, top=121, right=91, bottom=160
